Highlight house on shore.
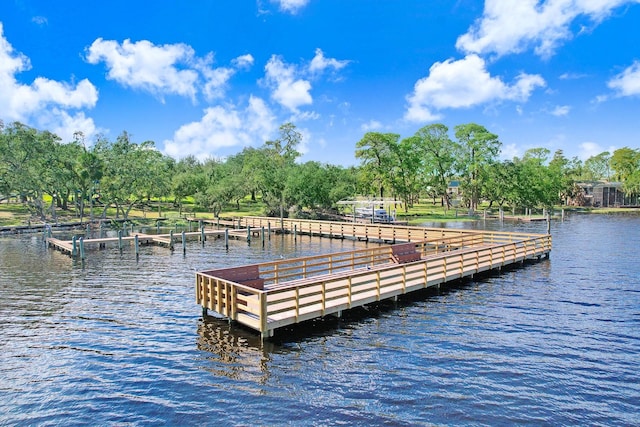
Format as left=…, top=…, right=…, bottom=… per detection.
left=573, top=181, right=639, bottom=207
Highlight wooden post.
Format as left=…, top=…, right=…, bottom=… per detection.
left=268, top=222, right=271, bottom=240
left=170, top=230, right=175, bottom=250
left=134, top=234, right=139, bottom=259
left=247, top=226, right=251, bottom=243
left=261, top=226, right=265, bottom=247
left=182, top=231, right=186, bottom=255
left=118, top=230, right=123, bottom=252
left=201, top=224, right=205, bottom=245
left=71, top=236, right=77, bottom=257
left=79, top=237, right=85, bottom=260
left=546, top=212, right=551, bottom=234
left=225, top=228, right=229, bottom=249
left=294, top=224, right=297, bottom=241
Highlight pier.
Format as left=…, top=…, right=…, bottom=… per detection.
left=46, top=227, right=265, bottom=258
left=196, top=219, right=551, bottom=339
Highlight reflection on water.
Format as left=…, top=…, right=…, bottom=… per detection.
left=2, top=215, right=640, bottom=426
left=197, top=317, right=274, bottom=385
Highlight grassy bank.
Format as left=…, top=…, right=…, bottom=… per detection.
left=1, top=198, right=638, bottom=229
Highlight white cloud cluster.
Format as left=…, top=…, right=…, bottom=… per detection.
left=0, top=23, right=98, bottom=141
left=264, top=55, right=313, bottom=112
left=608, top=60, right=640, bottom=96
left=309, top=48, right=350, bottom=76
left=273, top=0, right=310, bottom=14
left=85, top=38, right=253, bottom=102
left=405, top=55, right=545, bottom=122
left=164, top=96, right=276, bottom=159
left=456, top=0, right=640, bottom=58
left=403, top=0, right=639, bottom=126
left=262, top=49, right=348, bottom=113
left=551, top=105, right=571, bottom=116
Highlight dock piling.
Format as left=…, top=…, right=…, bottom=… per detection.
left=182, top=231, right=186, bottom=255
left=71, top=236, right=77, bottom=257
left=134, top=234, right=139, bottom=259
left=225, top=228, right=229, bottom=249
left=118, top=230, right=123, bottom=252
left=79, top=237, right=85, bottom=260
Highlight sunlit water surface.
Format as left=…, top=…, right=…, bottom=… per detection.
left=1, top=215, right=639, bottom=426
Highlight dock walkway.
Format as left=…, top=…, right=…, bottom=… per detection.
left=196, top=218, right=551, bottom=339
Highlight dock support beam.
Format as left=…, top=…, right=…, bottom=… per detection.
left=79, top=237, right=85, bottom=260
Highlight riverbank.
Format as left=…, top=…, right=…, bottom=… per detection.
left=2, top=200, right=639, bottom=233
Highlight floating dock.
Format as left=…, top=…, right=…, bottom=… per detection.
left=196, top=218, right=551, bottom=339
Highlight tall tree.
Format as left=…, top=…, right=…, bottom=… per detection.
left=414, top=124, right=458, bottom=209
left=256, top=123, right=302, bottom=219
left=583, top=151, right=611, bottom=181
left=454, top=123, right=501, bottom=211
left=355, top=132, right=398, bottom=199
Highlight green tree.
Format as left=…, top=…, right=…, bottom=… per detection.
left=255, top=123, right=301, bottom=219
left=583, top=151, right=610, bottom=181
left=414, top=124, right=458, bottom=209
left=355, top=132, right=398, bottom=199
left=454, top=123, right=501, bottom=211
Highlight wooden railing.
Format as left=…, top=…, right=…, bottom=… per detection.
left=196, top=226, right=552, bottom=339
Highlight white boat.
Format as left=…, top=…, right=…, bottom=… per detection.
left=355, top=206, right=394, bottom=223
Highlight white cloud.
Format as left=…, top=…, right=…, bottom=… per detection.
left=361, top=120, right=383, bottom=132
left=456, top=0, right=640, bottom=58
left=85, top=38, right=200, bottom=101
left=309, top=48, right=350, bottom=76
left=551, top=105, right=571, bottom=116
left=608, top=60, right=640, bottom=96
left=263, top=54, right=312, bottom=112
left=86, top=38, right=253, bottom=103
left=273, top=0, right=310, bottom=14
left=39, top=109, right=98, bottom=144
left=232, top=54, right=254, bottom=69
left=163, top=96, right=277, bottom=159
left=500, top=143, right=522, bottom=160
left=579, top=141, right=617, bottom=160
left=404, top=54, right=545, bottom=123
left=31, top=16, right=48, bottom=26
left=0, top=23, right=98, bottom=139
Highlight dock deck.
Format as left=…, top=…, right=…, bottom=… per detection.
left=196, top=219, right=551, bottom=339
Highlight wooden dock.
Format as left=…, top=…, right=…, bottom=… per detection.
left=46, top=228, right=263, bottom=257
left=196, top=221, right=551, bottom=339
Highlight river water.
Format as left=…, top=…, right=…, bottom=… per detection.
left=1, top=214, right=638, bottom=426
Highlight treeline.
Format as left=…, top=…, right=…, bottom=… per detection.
left=1, top=120, right=639, bottom=222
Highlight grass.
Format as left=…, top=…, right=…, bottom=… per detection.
left=1, top=197, right=638, bottom=229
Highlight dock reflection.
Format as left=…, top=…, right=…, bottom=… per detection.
left=196, top=317, right=277, bottom=385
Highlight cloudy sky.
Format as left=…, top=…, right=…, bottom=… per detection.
left=2, top=0, right=639, bottom=165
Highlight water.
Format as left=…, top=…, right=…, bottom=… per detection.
left=1, top=215, right=639, bottom=426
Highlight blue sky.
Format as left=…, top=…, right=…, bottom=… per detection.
left=2, top=0, right=640, bottom=166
